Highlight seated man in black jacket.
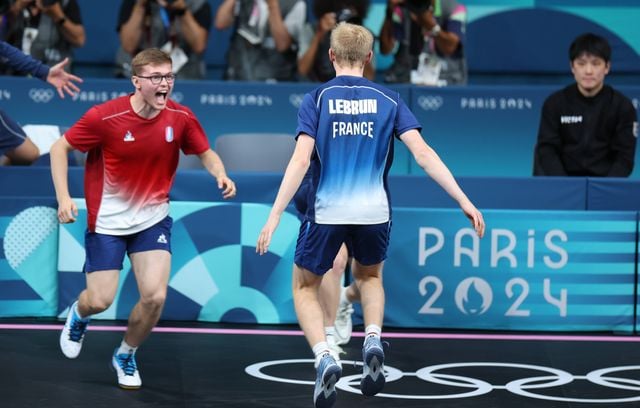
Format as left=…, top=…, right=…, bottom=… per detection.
left=533, top=33, right=638, bottom=177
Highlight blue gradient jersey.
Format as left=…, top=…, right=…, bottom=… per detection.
left=296, top=75, right=421, bottom=225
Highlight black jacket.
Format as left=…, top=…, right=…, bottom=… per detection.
left=533, top=84, right=637, bottom=177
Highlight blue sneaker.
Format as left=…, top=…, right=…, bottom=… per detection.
left=313, top=353, right=342, bottom=408
left=59, top=301, right=90, bottom=359
left=111, top=348, right=142, bottom=389
left=360, top=335, right=385, bottom=396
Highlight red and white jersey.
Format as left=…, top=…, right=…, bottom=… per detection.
left=65, top=95, right=210, bottom=234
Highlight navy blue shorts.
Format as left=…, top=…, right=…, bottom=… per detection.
left=294, top=221, right=391, bottom=276
left=0, top=109, right=27, bottom=156
left=83, top=216, right=173, bottom=273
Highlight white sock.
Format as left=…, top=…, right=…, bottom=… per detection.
left=325, top=327, right=336, bottom=346
left=117, top=339, right=138, bottom=355
left=74, top=302, right=90, bottom=321
left=365, top=324, right=381, bottom=338
left=312, top=341, right=330, bottom=367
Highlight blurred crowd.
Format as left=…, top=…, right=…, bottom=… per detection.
left=0, top=0, right=468, bottom=85
left=0, top=0, right=637, bottom=177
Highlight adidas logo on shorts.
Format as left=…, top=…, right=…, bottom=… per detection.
left=157, top=234, right=167, bottom=244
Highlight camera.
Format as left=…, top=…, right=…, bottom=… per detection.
left=336, top=8, right=362, bottom=25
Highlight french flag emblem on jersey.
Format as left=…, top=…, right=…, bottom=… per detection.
left=165, top=126, right=174, bottom=142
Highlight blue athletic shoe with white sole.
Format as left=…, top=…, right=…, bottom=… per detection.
left=361, top=335, right=385, bottom=397
left=313, top=353, right=342, bottom=408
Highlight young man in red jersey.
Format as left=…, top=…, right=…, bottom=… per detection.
left=50, top=48, right=236, bottom=389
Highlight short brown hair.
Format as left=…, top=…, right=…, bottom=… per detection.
left=131, top=48, right=172, bottom=76
left=330, top=22, right=373, bottom=68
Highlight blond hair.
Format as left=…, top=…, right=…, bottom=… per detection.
left=131, top=48, right=172, bottom=76
left=330, top=22, right=373, bottom=69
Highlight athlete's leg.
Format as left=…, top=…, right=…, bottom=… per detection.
left=4, top=137, right=39, bottom=165
left=318, top=243, right=348, bottom=326
left=0, top=109, right=39, bottom=165
left=351, top=260, right=384, bottom=329
left=293, top=263, right=326, bottom=348
left=60, top=269, right=119, bottom=359
left=125, top=250, right=171, bottom=346
left=294, top=263, right=342, bottom=407
left=344, top=276, right=361, bottom=304
left=109, top=249, right=169, bottom=389
left=60, top=229, right=125, bottom=359
left=78, top=269, right=121, bottom=316
left=352, top=260, right=386, bottom=396
left=318, top=243, right=348, bottom=361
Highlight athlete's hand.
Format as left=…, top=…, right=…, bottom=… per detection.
left=57, top=197, right=78, bottom=224
left=217, top=175, right=236, bottom=199
left=47, top=57, right=82, bottom=99
left=256, top=215, right=281, bottom=255
left=460, top=199, right=485, bottom=238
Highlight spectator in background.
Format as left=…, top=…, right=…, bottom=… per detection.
left=298, top=0, right=374, bottom=82
left=0, top=40, right=81, bottom=165
left=0, top=0, right=85, bottom=74
left=533, top=33, right=638, bottom=177
left=215, top=0, right=306, bottom=82
left=116, top=0, right=211, bottom=79
left=380, top=0, right=467, bottom=86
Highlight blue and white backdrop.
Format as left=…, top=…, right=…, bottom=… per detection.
left=1, top=198, right=638, bottom=333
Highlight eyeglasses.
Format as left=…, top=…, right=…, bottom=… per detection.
left=136, top=73, right=177, bottom=84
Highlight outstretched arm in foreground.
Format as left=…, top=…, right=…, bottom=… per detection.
left=0, top=41, right=82, bottom=98
left=401, top=129, right=485, bottom=237
left=256, top=134, right=315, bottom=254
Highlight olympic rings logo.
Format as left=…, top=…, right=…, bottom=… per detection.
left=245, top=360, right=640, bottom=403
left=289, top=93, right=304, bottom=109
left=28, top=88, right=54, bottom=103
left=417, top=95, right=444, bottom=111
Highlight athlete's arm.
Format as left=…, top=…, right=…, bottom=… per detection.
left=0, top=40, right=49, bottom=80
left=400, top=129, right=485, bottom=237
left=256, top=134, right=314, bottom=255
left=198, top=149, right=236, bottom=199
left=50, top=136, right=78, bottom=223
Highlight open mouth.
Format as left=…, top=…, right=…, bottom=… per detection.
left=156, top=91, right=169, bottom=104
